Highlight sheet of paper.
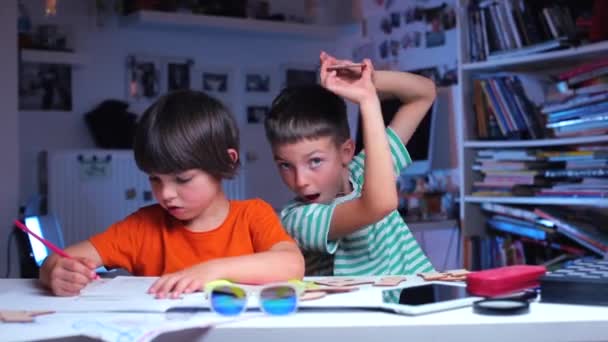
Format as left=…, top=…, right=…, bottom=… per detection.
left=0, top=311, right=241, bottom=342
left=0, top=276, right=210, bottom=313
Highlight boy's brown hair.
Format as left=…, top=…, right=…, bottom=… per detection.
left=265, top=85, right=350, bottom=146
left=134, top=90, right=240, bottom=179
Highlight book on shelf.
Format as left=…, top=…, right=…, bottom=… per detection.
left=487, top=215, right=555, bottom=241
left=473, top=146, right=608, bottom=198
left=472, top=75, right=544, bottom=140
left=541, top=92, right=608, bottom=114
left=466, top=0, right=583, bottom=62
left=534, top=207, right=608, bottom=257
left=557, top=58, right=608, bottom=82
left=487, top=38, right=569, bottom=60
left=481, top=202, right=545, bottom=224
left=519, top=237, right=587, bottom=257
left=467, top=202, right=603, bottom=269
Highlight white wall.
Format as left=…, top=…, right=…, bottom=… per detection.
left=17, top=0, right=357, bottom=207
left=0, top=1, right=20, bottom=278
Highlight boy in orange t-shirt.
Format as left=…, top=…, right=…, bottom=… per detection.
left=40, top=90, right=304, bottom=298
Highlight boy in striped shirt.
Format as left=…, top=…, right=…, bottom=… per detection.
left=264, top=52, right=437, bottom=276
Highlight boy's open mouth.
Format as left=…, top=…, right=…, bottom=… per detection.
left=302, top=194, right=321, bottom=202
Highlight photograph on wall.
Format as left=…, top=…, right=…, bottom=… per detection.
left=404, top=6, right=424, bottom=24
left=19, top=62, right=72, bottom=111
left=245, top=72, right=270, bottom=93
left=247, top=105, right=269, bottom=124
left=284, top=67, right=317, bottom=87
left=167, top=61, right=192, bottom=91
left=126, top=55, right=161, bottom=102
left=423, top=3, right=457, bottom=48
left=202, top=72, right=228, bottom=93
left=401, top=31, right=422, bottom=49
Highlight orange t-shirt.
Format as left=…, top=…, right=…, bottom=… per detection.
left=89, top=199, right=293, bottom=276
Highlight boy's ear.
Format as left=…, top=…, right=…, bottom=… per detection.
left=227, top=148, right=239, bottom=163
left=339, top=138, right=355, bottom=165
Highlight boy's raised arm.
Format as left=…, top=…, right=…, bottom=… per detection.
left=375, top=70, right=437, bottom=144
left=319, top=53, right=398, bottom=240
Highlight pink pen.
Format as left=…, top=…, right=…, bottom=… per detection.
left=14, top=219, right=100, bottom=279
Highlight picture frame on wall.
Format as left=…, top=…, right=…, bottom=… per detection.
left=167, top=59, right=193, bottom=92
left=245, top=71, right=271, bottom=93
left=19, top=62, right=72, bottom=111
left=126, top=54, right=162, bottom=107
left=282, top=63, right=318, bottom=88
left=202, top=72, right=229, bottom=93
left=246, top=105, right=269, bottom=124
left=197, top=65, right=237, bottom=120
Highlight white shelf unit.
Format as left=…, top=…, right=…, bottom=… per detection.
left=123, top=10, right=345, bottom=39
left=461, top=40, right=608, bottom=72
left=20, top=49, right=85, bottom=65
left=456, top=0, right=608, bottom=264
left=464, top=196, right=608, bottom=208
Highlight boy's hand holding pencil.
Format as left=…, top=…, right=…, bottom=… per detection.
left=319, top=51, right=378, bottom=107
left=15, top=219, right=100, bottom=296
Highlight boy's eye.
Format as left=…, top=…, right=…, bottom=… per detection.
left=175, top=176, right=192, bottom=184
left=148, top=176, right=160, bottom=183
left=309, top=158, right=322, bottom=168
left=278, top=162, right=291, bottom=170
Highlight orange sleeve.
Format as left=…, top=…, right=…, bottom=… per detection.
left=88, top=211, right=145, bottom=273
left=248, top=199, right=295, bottom=252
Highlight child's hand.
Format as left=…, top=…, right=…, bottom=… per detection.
left=46, top=257, right=98, bottom=296
left=319, top=51, right=377, bottom=106
left=148, top=263, right=219, bottom=299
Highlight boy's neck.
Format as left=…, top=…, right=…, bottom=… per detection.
left=182, top=194, right=231, bottom=233
left=337, top=167, right=353, bottom=197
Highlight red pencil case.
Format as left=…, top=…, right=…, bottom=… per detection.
left=466, top=265, right=546, bottom=297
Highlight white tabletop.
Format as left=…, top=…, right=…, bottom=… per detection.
left=1, top=278, right=607, bottom=342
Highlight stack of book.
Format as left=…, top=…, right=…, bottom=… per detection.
left=472, top=146, right=608, bottom=198
left=473, top=149, right=559, bottom=196
left=535, top=146, right=608, bottom=198
left=465, top=202, right=608, bottom=270
left=540, top=60, right=608, bottom=137
left=473, top=75, right=544, bottom=140
left=467, top=0, right=579, bottom=62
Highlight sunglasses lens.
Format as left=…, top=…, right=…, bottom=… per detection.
left=260, top=286, right=298, bottom=316
left=210, top=285, right=247, bottom=316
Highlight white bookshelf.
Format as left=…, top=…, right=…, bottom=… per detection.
left=123, top=10, right=345, bottom=39
left=464, top=196, right=608, bottom=208
left=464, top=135, right=608, bottom=148
left=456, top=0, right=608, bottom=264
left=20, top=49, right=85, bottom=65
left=462, top=40, right=608, bottom=72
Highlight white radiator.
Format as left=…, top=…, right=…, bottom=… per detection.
left=46, top=150, right=246, bottom=246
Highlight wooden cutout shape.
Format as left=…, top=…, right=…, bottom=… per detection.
left=373, top=276, right=407, bottom=287
left=445, top=269, right=471, bottom=277
left=300, top=291, right=327, bottom=301
left=441, top=275, right=467, bottom=282
left=419, top=272, right=448, bottom=281
left=306, top=286, right=359, bottom=293
left=0, top=310, right=54, bottom=323
left=314, top=278, right=375, bottom=287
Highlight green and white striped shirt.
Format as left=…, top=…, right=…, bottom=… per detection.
left=281, top=128, right=435, bottom=276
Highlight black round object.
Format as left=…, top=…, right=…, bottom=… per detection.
left=473, top=298, right=530, bottom=315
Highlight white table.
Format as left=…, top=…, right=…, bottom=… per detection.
left=1, top=278, right=607, bottom=342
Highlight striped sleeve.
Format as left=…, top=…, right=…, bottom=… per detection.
left=386, top=127, right=412, bottom=175
left=280, top=203, right=339, bottom=254
left=348, top=128, right=412, bottom=186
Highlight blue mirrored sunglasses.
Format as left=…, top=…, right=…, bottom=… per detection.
left=209, top=284, right=299, bottom=316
